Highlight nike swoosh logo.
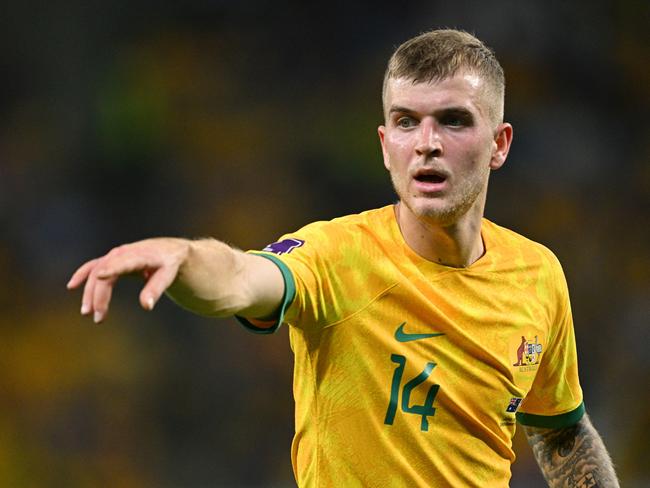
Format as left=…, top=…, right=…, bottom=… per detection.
left=395, top=322, right=445, bottom=342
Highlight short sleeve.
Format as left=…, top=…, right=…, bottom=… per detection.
left=235, top=254, right=296, bottom=334
left=237, top=220, right=352, bottom=333
left=516, top=258, right=585, bottom=428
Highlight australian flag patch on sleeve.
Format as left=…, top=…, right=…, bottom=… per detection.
left=262, top=238, right=305, bottom=255
left=506, top=397, right=523, bottom=413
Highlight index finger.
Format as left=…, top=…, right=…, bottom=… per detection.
left=94, top=251, right=159, bottom=280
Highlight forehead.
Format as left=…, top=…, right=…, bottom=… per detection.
left=384, top=73, right=489, bottom=116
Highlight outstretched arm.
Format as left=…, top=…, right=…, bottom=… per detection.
left=523, top=413, right=619, bottom=487
left=67, top=238, right=285, bottom=323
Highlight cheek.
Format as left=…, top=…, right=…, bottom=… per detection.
left=385, top=137, right=412, bottom=173
left=449, top=134, right=492, bottom=167
left=386, top=131, right=411, bottom=155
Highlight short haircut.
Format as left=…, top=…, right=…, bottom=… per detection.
left=382, top=29, right=505, bottom=125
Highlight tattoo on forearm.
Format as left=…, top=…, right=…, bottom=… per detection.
left=523, top=414, right=619, bottom=487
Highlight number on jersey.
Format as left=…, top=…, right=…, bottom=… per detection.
left=384, top=354, right=440, bottom=432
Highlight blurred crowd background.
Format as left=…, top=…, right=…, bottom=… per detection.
left=1, top=0, right=648, bottom=486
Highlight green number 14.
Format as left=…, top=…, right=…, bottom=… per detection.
left=384, top=354, right=440, bottom=432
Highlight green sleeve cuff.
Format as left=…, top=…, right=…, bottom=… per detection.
left=235, top=253, right=296, bottom=334
left=516, top=401, right=585, bottom=428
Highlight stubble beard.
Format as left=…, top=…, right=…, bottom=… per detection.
left=391, top=163, right=490, bottom=227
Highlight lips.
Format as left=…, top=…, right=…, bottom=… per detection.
left=412, top=168, right=449, bottom=193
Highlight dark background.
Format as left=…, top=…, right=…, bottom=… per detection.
left=1, top=0, right=648, bottom=486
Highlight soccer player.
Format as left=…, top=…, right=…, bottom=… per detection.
left=68, top=30, right=620, bottom=487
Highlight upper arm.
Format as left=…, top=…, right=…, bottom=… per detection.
left=235, top=217, right=362, bottom=332
left=238, top=253, right=288, bottom=320
left=523, top=414, right=619, bottom=487
left=523, top=415, right=589, bottom=462
left=517, top=252, right=583, bottom=422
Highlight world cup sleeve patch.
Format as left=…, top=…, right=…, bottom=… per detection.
left=262, top=238, right=305, bottom=255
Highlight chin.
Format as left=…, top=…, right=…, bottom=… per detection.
left=409, top=201, right=459, bottom=225
left=407, top=195, right=479, bottom=227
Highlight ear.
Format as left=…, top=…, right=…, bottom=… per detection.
left=378, top=125, right=391, bottom=171
left=489, top=122, right=513, bottom=170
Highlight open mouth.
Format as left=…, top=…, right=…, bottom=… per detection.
left=415, top=174, right=446, bottom=184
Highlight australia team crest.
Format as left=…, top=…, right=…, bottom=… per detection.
left=512, top=335, right=543, bottom=372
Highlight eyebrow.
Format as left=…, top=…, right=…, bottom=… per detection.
left=388, top=105, right=474, bottom=118
left=388, top=105, right=417, bottom=116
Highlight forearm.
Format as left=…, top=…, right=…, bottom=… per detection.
left=524, top=413, right=619, bottom=488
left=166, top=238, right=247, bottom=316
left=68, top=236, right=284, bottom=323
left=167, top=238, right=282, bottom=319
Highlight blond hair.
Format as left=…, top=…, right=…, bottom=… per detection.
left=383, top=29, right=505, bottom=124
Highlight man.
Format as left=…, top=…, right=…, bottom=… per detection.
left=68, top=30, right=619, bottom=487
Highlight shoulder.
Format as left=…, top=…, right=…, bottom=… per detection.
left=265, top=205, right=395, bottom=255
left=297, top=205, right=393, bottom=235
left=254, top=206, right=398, bottom=328
left=483, top=218, right=564, bottom=275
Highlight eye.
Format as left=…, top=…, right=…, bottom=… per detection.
left=396, top=116, right=417, bottom=129
left=443, top=116, right=463, bottom=127
left=441, top=112, right=473, bottom=128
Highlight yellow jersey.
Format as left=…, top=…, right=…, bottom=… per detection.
left=238, top=204, right=584, bottom=487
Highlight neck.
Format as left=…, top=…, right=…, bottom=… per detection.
left=395, top=202, right=485, bottom=268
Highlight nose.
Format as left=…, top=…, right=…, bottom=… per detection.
left=415, top=118, right=442, bottom=158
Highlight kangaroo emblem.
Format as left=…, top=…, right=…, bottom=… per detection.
left=513, top=336, right=527, bottom=366
left=513, top=335, right=542, bottom=366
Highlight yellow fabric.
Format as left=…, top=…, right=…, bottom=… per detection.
left=255, top=205, right=583, bottom=487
